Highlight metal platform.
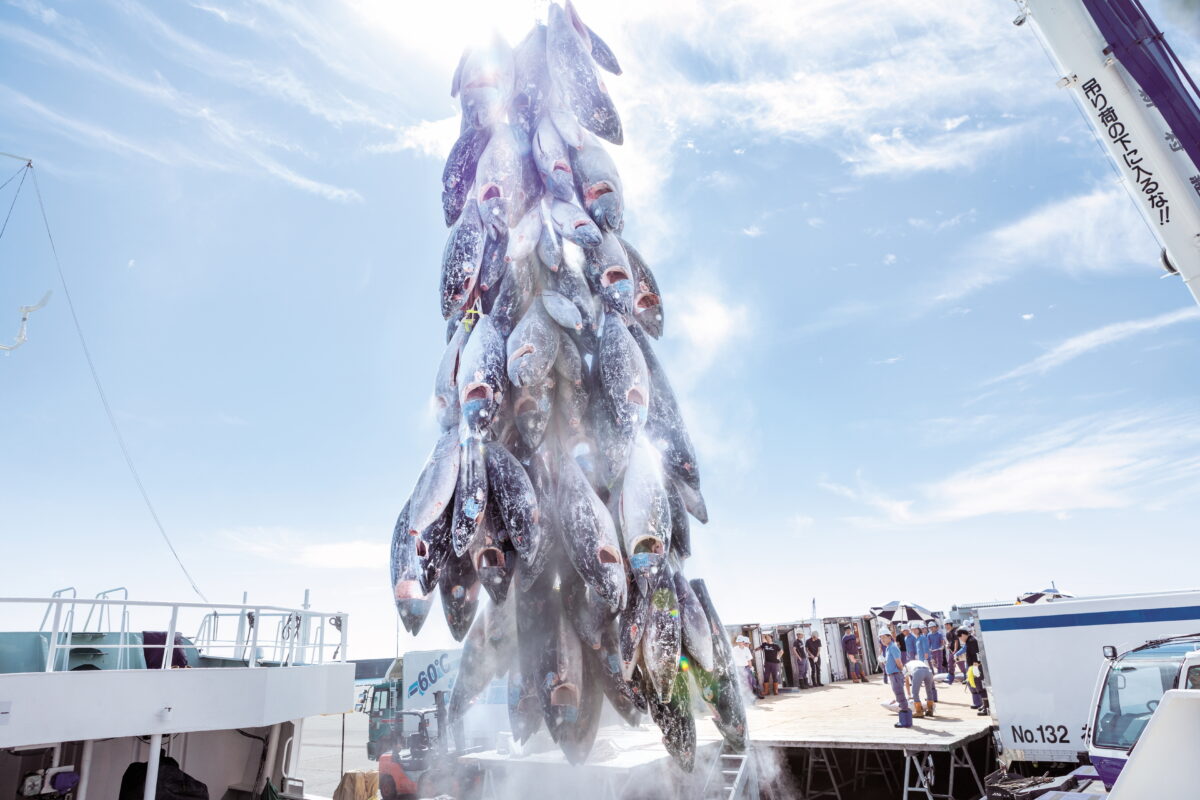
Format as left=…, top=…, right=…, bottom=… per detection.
left=744, top=680, right=991, bottom=800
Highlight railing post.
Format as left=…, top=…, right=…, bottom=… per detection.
left=339, top=615, right=348, bottom=662
left=234, top=592, right=248, bottom=659
left=248, top=608, right=261, bottom=668
left=45, top=601, right=62, bottom=673
left=143, top=733, right=161, bottom=800
left=162, top=607, right=178, bottom=670
left=317, top=615, right=327, bottom=665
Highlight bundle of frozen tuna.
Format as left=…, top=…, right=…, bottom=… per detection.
left=389, top=1, right=747, bottom=769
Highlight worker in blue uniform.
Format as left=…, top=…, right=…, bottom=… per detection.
left=914, top=622, right=930, bottom=663
left=903, top=625, right=919, bottom=664
left=926, top=621, right=945, bottom=674
left=880, top=630, right=912, bottom=728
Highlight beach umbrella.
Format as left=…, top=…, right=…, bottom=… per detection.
left=1017, top=586, right=1072, bottom=604
left=873, top=601, right=934, bottom=622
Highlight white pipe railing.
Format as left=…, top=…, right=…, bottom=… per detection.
left=4, top=597, right=348, bottom=674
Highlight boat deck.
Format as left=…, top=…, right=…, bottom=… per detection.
left=745, top=677, right=993, bottom=752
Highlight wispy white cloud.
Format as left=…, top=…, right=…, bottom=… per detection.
left=990, top=307, right=1200, bottom=384
left=843, top=124, right=1028, bottom=177
left=908, top=208, right=975, bottom=233
left=823, top=409, right=1200, bottom=525
left=367, top=115, right=458, bottom=159
left=115, top=0, right=396, bottom=131
left=0, top=18, right=360, bottom=202
left=0, top=85, right=202, bottom=167
left=223, top=527, right=386, bottom=569
left=933, top=186, right=1152, bottom=303
left=741, top=225, right=764, bottom=238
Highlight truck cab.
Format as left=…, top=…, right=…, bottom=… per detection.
left=366, top=680, right=399, bottom=760
left=1086, top=634, right=1200, bottom=789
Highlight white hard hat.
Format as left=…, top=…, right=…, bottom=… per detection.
left=736, top=635, right=750, bottom=644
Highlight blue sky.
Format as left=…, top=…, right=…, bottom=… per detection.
left=2, top=0, right=1199, bottom=656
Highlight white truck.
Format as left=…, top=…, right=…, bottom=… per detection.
left=976, top=590, right=1200, bottom=766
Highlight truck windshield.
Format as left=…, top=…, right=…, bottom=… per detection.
left=1094, top=659, right=1179, bottom=751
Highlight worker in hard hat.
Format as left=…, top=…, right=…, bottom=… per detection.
left=880, top=630, right=912, bottom=728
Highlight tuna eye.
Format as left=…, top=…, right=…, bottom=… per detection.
left=477, top=548, right=505, bottom=569
left=626, top=387, right=647, bottom=407
left=415, top=540, right=428, bottom=558
left=597, top=546, right=620, bottom=565
left=481, top=184, right=502, bottom=202
left=636, top=293, right=660, bottom=310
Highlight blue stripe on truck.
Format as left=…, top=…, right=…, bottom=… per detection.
left=980, top=606, right=1200, bottom=632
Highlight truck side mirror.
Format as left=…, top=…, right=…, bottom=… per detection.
left=1103, top=645, right=1117, bottom=659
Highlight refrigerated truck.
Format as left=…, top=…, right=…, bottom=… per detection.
left=976, top=590, right=1200, bottom=764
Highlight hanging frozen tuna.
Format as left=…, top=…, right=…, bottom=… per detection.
left=388, top=0, right=744, bottom=769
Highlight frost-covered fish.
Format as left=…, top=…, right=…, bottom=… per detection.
left=644, top=669, right=696, bottom=771
left=434, top=323, right=469, bottom=430
left=452, top=35, right=515, bottom=131
left=571, top=134, right=623, bottom=232
left=390, top=501, right=433, bottom=635
left=440, top=199, right=485, bottom=319
left=442, top=126, right=491, bottom=227
left=458, top=314, right=506, bottom=433
left=507, top=297, right=560, bottom=388
left=547, top=4, right=623, bottom=145
left=630, top=324, right=701, bottom=496
left=452, top=432, right=488, bottom=556
left=620, top=436, right=671, bottom=591
left=439, top=546, right=480, bottom=642
left=641, top=564, right=681, bottom=700
left=673, top=564, right=714, bottom=672
left=550, top=198, right=603, bottom=248
left=448, top=596, right=517, bottom=721
left=690, top=579, right=747, bottom=749
left=564, top=0, right=622, bottom=76
left=511, top=24, right=549, bottom=137
left=476, top=125, right=532, bottom=237
left=557, top=451, right=626, bottom=612
left=583, top=233, right=634, bottom=316
left=485, top=441, right=542, bottom=564
left=617, top=236, right=663, bottom=338
left=598, top=311, right=649, bottom=439
left=471, top=506, right=516, bottom=605
left=405, top=428, right=461, bottom=536
left=533, top=116, right=576, bottom=203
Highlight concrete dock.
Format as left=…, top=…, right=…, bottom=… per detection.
left=746, top=677, right=992, bottom=751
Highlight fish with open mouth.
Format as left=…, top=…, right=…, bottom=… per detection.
left=571, top=134, right=623, bottom=232
left=583, top=232, right=635, bottom=316
left=390, top=501, right=433, bottom=635
left=557, top=450, right=627, bottom=612
left=617, top=235, right=663, bottom=338
left=549, top=197, right=603, bottom=248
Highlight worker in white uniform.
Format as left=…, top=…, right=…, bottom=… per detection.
left=905, top=657, right=938, bottom=718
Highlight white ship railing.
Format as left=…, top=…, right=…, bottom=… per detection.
left=3, top=594, right=348, bottom=673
